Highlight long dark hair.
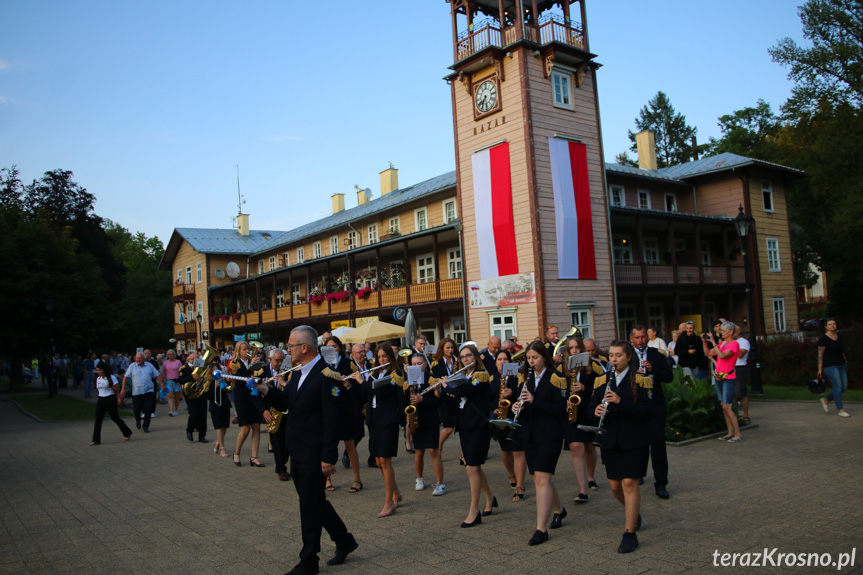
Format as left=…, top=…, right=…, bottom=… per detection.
left=376, top=343, right=398, bottom=374
left=562, top=336, right=588, bottom=375
left=608, top=340, right=639, bottom=402
left=435, top=337, right=457, bottom=362
left=519, top=341, right=554, bottom=377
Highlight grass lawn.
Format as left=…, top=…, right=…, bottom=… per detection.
left=7, top=394, right=133, bottom=422
left=752, top=385, right=863, bottom=402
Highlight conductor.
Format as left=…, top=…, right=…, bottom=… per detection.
left=256, top=326, right=358, bottom=575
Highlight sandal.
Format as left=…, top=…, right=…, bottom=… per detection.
left=219, top=448, right=228, bottom=458
left=347, top=481, right=363, bottom=493
left=513, top=487, right=525, bottom=501
left=508, top=475, right=517, bottom=488
left=326, top=479, right=335, bottom=491
left=742, top=417, right=751, bottom=425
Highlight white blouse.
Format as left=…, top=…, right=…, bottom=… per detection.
left=96, top=375, right=118, bottom=398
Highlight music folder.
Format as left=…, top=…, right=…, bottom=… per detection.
left=501, top=362, right=519, bottom=377
left=567, top=352, right=590, bottom=370
left=444, top=372, right=469, bottom=388
left=371, top=376, right=393, bottom=389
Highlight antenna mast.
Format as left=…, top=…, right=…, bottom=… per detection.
left=236, top=164, right=243, bottom=214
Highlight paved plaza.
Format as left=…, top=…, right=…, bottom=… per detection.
left=1, top=389, right=861, bottom=575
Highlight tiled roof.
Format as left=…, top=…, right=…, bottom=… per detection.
left=174, top=228, right=286, bottom=254
left=658, top=152, right=808, bottom=179
left=250, top=171, right=457, bottom=256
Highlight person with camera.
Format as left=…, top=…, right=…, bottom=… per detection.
left=673, top=321, right=708, bottom=380
left=703, top=322, right=742, bottom=442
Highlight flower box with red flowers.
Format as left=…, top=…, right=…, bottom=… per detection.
left=310, top=294, right=326, bottom=306
left=325, top=290, right=350, bottom=302
left=356, top=287, right=374, bottom=300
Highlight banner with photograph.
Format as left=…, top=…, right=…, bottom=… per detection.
left=468, top=273, right=536, bottom=309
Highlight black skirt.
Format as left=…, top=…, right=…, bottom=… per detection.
left=369, top=423, right=399, bottom=458
left=438, top=402, right=458, bottom=428
left=498, top=426, right=524, bottom=452
left=209, top=404, right=231, bottom=429
left=564, top=422, right=596, bottom=445
left=235, top=401, right=264, bottom=427
left=525, top=439, right=563, bottom=475
left=459, top=426, right=491, bottom=466
left=603, top=445, right=649, bottom=480
left=412, top=411, right=441, bottom=450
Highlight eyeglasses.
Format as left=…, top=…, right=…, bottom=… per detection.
left=458, top=354, right=473, bottom=361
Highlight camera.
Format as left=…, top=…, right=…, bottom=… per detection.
left=701, top=333, right=710, bottom=340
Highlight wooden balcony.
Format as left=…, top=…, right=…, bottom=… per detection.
left=615, top=264, right=745, bottom=287
left=173, top=322, right=198, bottom=337
left=456, top=16, right=584, bottom=62
left=172, top=284, right=195, bottom=302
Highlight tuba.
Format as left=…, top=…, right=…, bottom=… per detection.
left=553, top=326, right=583, bottom=359
left=184, top=344, right=219, bottom=399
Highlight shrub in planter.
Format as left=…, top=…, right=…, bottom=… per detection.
left=664, top=368, right=727, bottom=441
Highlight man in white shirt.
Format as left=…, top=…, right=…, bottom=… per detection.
left=733, top=325, right=751, bottom=424
left=121, top=353, right=160, bottom=432
left=646, top=328, right=668, bottom=354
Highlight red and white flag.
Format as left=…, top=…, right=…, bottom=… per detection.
left=471, top=142, right=519, bottom=279
left=548, top=137, right=596, bottom=279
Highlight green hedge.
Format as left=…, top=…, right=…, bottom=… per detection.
left=664, top=368, right=727, bottom=441
left=758, top=327, right=861, bottom=389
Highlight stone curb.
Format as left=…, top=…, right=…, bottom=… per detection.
left=666, top=423, right=759, bottom=447
left=0, top=398, right=43, bottom=422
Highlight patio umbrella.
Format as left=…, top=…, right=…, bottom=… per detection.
left=319, top=325, right=354, bottom=344
left=340, top=320, right=405, bottom=344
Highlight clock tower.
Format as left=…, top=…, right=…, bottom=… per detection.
left=446, top=0, right=616, bottom=345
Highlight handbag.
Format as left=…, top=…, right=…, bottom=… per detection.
left=808, top=376, right=826, bottom=394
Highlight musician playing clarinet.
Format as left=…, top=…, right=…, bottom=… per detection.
left=254, top=326, right=358, bottom=574
left=515, top=341, right=568, bottom=546
left=590, top=340, right=653, bottom=554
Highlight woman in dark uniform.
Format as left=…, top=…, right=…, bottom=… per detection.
left=230, top=341, right=265, bottom=468
left=590, top=340, right=652, bottom=554
left=357, top=343, right=404, bottom=518
left=515, top=341, right=567, bottom=546
left=324, top=336, right=356, bottom=492
left=430, top=337, right=459, bottom=455
left=444, top=344, right=496, bottom=528
left=562, top=337, right=599, bottom=503
left=406, top=354, right=444, bottom=495
left=490, top=350, right=527, bottom=501
left=207, top=356, right=232, bottom=458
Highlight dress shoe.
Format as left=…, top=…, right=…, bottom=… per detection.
left=186, top=432, right=194, bottom=442
left=550, top=507, right=567, bottom=529
left=278, top=472, right=290, bottom=481
left=283, top=563, right=319, bottom=575
left=460, top=514, right=482, bottom=528
left=326, top=539, right=358, bottom=566
left=136, top=421, right=141, bottom=430
left=617, top=531, right=639, bottom=553
left=655, top=486, right=670, bottom=499
left=528, top=530, right=548, bottom=546
left=481, top=496, right=498, bottom=516
left=198, top=436, right=209, bottom=443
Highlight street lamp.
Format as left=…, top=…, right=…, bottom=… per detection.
left=196, top=312, right=203, bottom=351
left=734, top=205, right=763, bottom=395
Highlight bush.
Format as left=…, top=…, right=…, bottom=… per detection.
left=758, top=326, right=861, bottom=389
left=664, top=368, right=727, bottom=441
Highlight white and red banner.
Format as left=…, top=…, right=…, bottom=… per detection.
left=471, top=142, right=519, bottom=279
left=548, top=137, right=596, bottom=279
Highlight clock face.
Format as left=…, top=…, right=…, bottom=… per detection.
left=475, top=80, right=498, bottom=113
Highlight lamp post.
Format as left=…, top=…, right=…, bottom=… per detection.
left=734, top=205, right=763, bottom=395
left=196, top=312, right=203, bottom=352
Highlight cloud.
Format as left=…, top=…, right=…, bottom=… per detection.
left=0, top=61, right=7, bottom=70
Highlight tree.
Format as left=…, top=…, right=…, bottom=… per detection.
left=0, top=165, right=23, bottom=209
left=769, top=0, right=863, bottom=115
left=624, top=91, right=700, bottom=168
left=706, top=99, right=784, bottom=161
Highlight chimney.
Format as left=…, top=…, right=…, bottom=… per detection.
left=356, top=186, right=370, bottom=206
left=331, top=193, right=345, bottom=214
left=237, top=213, right=250, bottom=236
left=379, top=163, right=399, bottom=196
left=635, top=130, right=658, bottom=171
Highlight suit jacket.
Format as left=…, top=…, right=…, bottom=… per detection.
left=479, top=349, right=498, bottom=378
left=261, top=356, right=342, bottom=465
left=449, top=369, right=490, bottom=432
left=589, top=371, right=652, bottom=451
left=361, top=368, right=405, bottom=427
left=635, top=346, right=673, bottom=413
left=518, top=369, right=567, bottom=444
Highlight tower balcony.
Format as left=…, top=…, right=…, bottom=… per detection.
left=456, top=14, right=584, bottom=62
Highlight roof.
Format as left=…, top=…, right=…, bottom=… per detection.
left=157, top=227, right=285, bottom=270
left=658, top=152, right=808, bottom=179
left=249, top=171, right=457, bottom=256
left=605, top=163, right=688, bottom=185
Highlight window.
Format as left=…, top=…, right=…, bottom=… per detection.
left=488, top=307, right=517, bottom=341
left=368, top=224, right=378, bottom=244
left=767, top=238, right=781, bottom=272
left=291, top=283, right=301, bottom=305
left=297, top=247, right=305, bottom=264
left=665, top=193, right=677, bottom=212
left=186, top=303, right=194, bottom=322
left=674, top=238, right=686, bottom=252
left=185, top=266, right=192, bottom=285
left=415, top=208, right=428, bottom=232
left=357, top=267, right=377, bottom=289
left=568, top=303, right=594, bottom=340
left=388, top=216, right=400, bottom=235
left=258, top=260, right=265, bottom=275
left=762, top=181, right=774, bottom=212
left=313, top=242, right=322, bottom=259
left=177, top=306, right=184, bottom=323
left=451, top=316, right=467, bottom=344
left=282, top=252, right=290, bottom=267
left=197, top=301, right=203, bottom=320
left=617, top=305, right=636, bottom=338
left=276, top=288, right=285, bottom=307
left=551, top=70, right=573, bottom=110
left=773, top=298, right=786, bottom=332
left=447, top=248, right=462, bottom=279
left=613, top=236, right=633, bottom=264
left=648, top=304, right=664, bottom=334
left=268, top=256, right=276, bottom=271
left=610, top=186, right=625, bottom=207
left=701, top=241, right=711, bottom=266
left=638, top=189, right=651, bottom=210
left=347, top=230, right=359, bottom=250
left=444, top=200, right=457, bottom=224
left=196, top=262, right=202, bottom=283
left=643, top=237, right=659, bottom=265
left=416, top=253, right=435, bottom=284
left=177, top=269, right=182, bottom=283
left=329, top=236, right=339, bottom=255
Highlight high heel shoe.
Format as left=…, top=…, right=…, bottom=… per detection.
left=233, top=452, right=242, bottom=467
left=249, top=456, right=266, bottom=467
left=213, top=443, right=219, bottom=454
left=481, top=496, right=498, bottom=516
left=460, top=513, right=482, bottom=528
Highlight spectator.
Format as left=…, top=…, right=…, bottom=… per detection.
left=89, top=361, right=133, bottom=446
left=703, top=322, right=742, bottom=442
left=733, top=325, right=751, bottom=425
left=121, top=353, right=160, bottom=433
left=646, top=328, right=668, bottom=354
left=674, top=321, right=708, bottom=380
left=82, top=353, right=96, bottom=399
left=818, top=319, right=850, bottom=417
left=667, top=330, right=680, bottom=368
left=159, top=349, right=184, bottom=416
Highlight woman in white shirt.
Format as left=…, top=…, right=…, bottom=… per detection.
left=90, top=361, right=133, bottom=445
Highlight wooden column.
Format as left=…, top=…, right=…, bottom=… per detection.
left=347, top=254, right=355, bottom=320
left=668, top=223, right=678, bottom=284
left=288, top=269, right=294, bottom=319
left=306, top=269, right=312, bottom=319
left=403, top=241, right=411, bottom=305
left=272, top=274, right=277, bottom=314
left=451, top=2, right=459, bottom=61
left=240, top=284, right=246, bottom=330
left=531, top=0, right=538, bottom=24
left=432, top=233, right=441, bottom=301
left=255, top=278, right=262, bottom=327
left=436, top=306, right=445, bottom=344
left=376, top=247, right=382, bottom=310
left=579, top=0, right=589, bottom=50
left=721, top=227, right=731, bottom=284
left=498, top=0, right=505, bottom=27
left=694, top=223, right=704, bottom=284
left=326, top=260, right=332, bottom=316
left=635, top=217, right=646, bottom=285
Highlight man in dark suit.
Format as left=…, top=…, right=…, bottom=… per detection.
left=630, top=326, right=674, bottom=499
left=255, top=348, right=291, bottom=481
left=479, top=335, right=501, bottom=376
left=256, top=326, right=358, bottom=575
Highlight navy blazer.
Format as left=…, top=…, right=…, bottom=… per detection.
left=518, top=369, right=567, bottom=444
left=361, top=368, right=405, bottom=427
left=589, top=371, right=652, bottom=451
left=261, top=356, right=342, bottom=465
left=449, top=369, right=490, bottom=432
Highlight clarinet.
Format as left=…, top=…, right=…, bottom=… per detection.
left=506, top=370, right=534, bottom=441
left=577, top=367, right=617, bottom=435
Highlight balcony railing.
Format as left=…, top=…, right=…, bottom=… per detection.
left=456, top=16, right=584, bottom=61
left=211, top=278, right=464, bottom=331
left=172, top=284, right=195, bottom=299
left=173, top=322, right=198, bottom=337
left=615, top=264, right=745, bottom=286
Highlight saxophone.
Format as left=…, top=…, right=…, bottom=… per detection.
left=496, top=377, right=511, bottom=420
left=404, top=382, right=418, bottom=434
left=567, top=368, right=582, bottom=425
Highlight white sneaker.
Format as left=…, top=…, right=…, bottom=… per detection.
left=432, top=483, right=446, bottom=496
left=838, top=410, right=851, bottom=418
left=415, top=478, right=425, bottom=491
left=820, top=398, right=829, bottom=413
left=151, top=413, right=156, bottom=418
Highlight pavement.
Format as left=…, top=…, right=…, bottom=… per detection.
left=1, top=386, right=861, bottom=575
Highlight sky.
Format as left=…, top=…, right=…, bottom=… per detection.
left=0, top=1, right=807, bottom=246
